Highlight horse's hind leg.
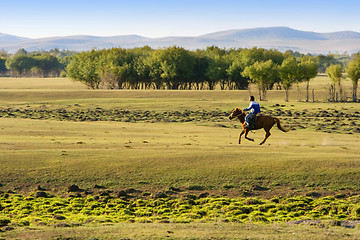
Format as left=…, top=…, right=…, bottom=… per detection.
left=260, top=130, right=271, bottom=145
left=244, top=129, right=254, bottom=142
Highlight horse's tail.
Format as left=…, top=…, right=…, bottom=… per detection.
left=274, top=118, right=289, bottom=132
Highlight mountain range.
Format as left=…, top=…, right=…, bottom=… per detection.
left=1, top=27, right=360, bottom=54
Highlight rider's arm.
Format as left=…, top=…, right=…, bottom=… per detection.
left=243, top=102, right=253, bottom=111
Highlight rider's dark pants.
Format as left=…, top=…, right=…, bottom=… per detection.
left=245, top=112, right=254, bottom=124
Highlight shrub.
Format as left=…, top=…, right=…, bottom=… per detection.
left=188, top=185, right=204, bottom=191
left=0, top=217, right=11, bottom=227
left=243, top=198, right=264, bottom=205
left=258, top=204, right=276, bottom=212
left=351, top=205, right=360, bottom=219
left=223, top=184, right=235, bottom=189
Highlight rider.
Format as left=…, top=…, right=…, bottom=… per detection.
left=243, top=96, right=261, bottom=129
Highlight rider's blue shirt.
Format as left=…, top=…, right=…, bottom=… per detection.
left=244, top=101, right=261, bottom=114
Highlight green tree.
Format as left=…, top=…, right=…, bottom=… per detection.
left=145, top=49, right=165, bottom=89
left=207, top=55, right=229, bottom=90
left=59, top=55, right=73, bottom=67
left=0, top=57, right=6, bottom=74
left=67, top=50, right=101, bottom=89
left=238, top=47, right=284, bottom=67
left=326, top=64, right=343, bottom=102
left=298, top=56, right=318, bottom=102
left=192, top=51, right=210, bottom=90
left=5, top=55, right=36, bottom=77
left=14, top=48, right=28, bottom=56
left=132, top=46, right=154, bottom=89
left=236, top=47, right=284, bottom=90
left=151, top=46, right=195, bottom=90
left=264, top=49, right=285, bottom=65
left=226, top=50, right=249, bottom=90
left=279, top=57, right=299, bottom=102
left=242, top=60, right=279, bottom=101
left=316, top=54, right=339, bottom=73
left=0, top=50, right=9, bottom=58
left=346, top=55, right=360, bottom=102
left=34, top=54, right=63, bottom=77
left=0, top=50, right=9, bottom=74
left=284, top=50, right=304, bottom=58
left=202, top=46, right=228, bottom=90
left=97, top=48, right=129, bottom=89
left=193, top=49, right=215, bottom=89
left=59, top=56, right=74, bottom=76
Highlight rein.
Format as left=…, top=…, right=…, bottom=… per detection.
left=234, top=113, right=245, bottom=122
left=229, top=108, right=245, bottom=123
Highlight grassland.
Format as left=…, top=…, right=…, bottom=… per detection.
left=1, top=77, right=360, bottom=239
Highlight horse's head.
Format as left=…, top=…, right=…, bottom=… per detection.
left=229, top=108, right=243, bottom=120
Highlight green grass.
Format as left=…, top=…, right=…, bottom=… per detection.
left=0, top=76, right=355, bottom=107
left=0, top=77, right=360, bottom=194
left=1, top=76, right=360, bottom=238
left=3, top=193, right=360, bottom=239
left=3, top=193, right=360, bottom=225
left=3, top=222, right=360, bottom=240
left=0, top=117, right=359, bottom=194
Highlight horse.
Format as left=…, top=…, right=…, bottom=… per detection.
left=228, top=108, right=289, bottom=145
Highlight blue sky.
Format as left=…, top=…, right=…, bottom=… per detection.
left=1, top=0, right=360, bottom=38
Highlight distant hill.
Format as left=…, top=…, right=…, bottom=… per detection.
left=1, top=27, right=360, bottom=54
left=200, top=27, right=327, bottom=40
left=0, top=33, right=29, bottom=44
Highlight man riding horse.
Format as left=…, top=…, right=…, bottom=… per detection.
left=243, top=96, right=260, bottom=129
left=229, top=96, right=289, bottom=145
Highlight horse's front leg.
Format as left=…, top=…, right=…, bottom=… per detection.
left=244, top=129, right=254, bottom=142
left=238, top=129, right=245, bottom=144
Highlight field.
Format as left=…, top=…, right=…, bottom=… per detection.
left=1, top=77, right=360, bottom=239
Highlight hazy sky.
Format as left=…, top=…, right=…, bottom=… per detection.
left=1, top=0, right=360, bottom=38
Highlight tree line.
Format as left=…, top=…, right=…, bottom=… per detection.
left=1, top=47, right=360, bottom=102
left=327, top=53, right=360, bottom=102
left=66, top=46, right=303, bottom=96
left=0, top=48, right=75, bottom=77
left=65, top=46, right=360, bottom=102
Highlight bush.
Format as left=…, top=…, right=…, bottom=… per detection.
left=188, top=185, right=204, bottom=190
left=0, top=218, right=11, bottom=227
left=243, top=198, right=264, bottom=205
left=351, top=205, right=360, bottom=219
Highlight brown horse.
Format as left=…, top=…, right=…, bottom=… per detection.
left=228, top=108, right=289, bottom=145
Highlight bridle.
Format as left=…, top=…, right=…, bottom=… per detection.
left=229, top=108, right=244, bottom=120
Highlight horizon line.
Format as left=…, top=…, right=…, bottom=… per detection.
left=1, top=26, right=360, bottom=40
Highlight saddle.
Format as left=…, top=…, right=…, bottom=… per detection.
left=248, top=115, right=257, bottom=129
